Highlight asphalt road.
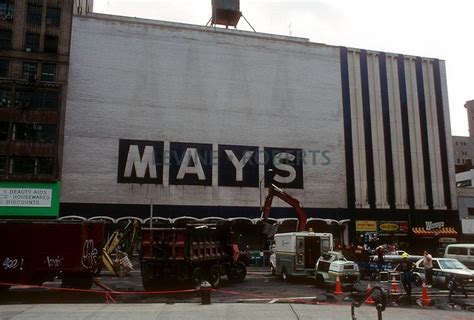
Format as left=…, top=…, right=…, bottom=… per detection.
left=0, top=265, right=472, bottom=313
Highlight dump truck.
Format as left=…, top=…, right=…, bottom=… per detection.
left=140, top=223, right=246, bottom=290
left=0, top=220, right=104, bottom=292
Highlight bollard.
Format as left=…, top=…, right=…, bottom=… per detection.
left=200, top=281, right=212, bottom=305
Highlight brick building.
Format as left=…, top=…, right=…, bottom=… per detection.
left=0, top=0, right=80, bottom=217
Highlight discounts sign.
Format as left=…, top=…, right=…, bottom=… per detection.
left=0, top=188, right=52, bottom=207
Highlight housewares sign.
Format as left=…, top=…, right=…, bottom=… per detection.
left=0, top=188, right=52, bottom=207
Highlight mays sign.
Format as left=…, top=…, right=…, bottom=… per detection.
left=117, top=139, right=303, bottom=188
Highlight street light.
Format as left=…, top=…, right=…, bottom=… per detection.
left=259, top=169, right=273, bottom=212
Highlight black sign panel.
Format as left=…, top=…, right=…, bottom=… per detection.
left=169, top=142, right=213, bottom=186
left=218, top=144, right=259, bottom=187
left=117, top=139, right=163, bottom=184
left=264, top=147, right=303, bottom=189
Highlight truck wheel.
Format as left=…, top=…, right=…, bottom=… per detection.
left=234, top=262, right=246, bottom=282
left=315, top=275, right=324, bottom=288
left=227, top=262, right=247, bottom=282
left=209, top=266, right=221, bottom=288
left=270, top=263, right=276, bottom=276
left=281, top=267, right=288, bottom=281
left=192, top=267, right=203, bottom=289
left=61, top=275, right=93, bottom=289
left=141, top=262, right=160, bottom=291
left=0, top=285, right=10, bottom=295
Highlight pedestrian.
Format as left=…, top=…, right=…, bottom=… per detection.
left=399, top=252, right=415, bottom=297
left=376, top=246, right=384, bottom=272
left=423, top=250, right=433, bottom=288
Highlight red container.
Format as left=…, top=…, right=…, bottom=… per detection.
left=0, top=220, right=104, bottom=290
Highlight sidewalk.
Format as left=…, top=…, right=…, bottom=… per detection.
left=0, top=303, right=472, bottom=320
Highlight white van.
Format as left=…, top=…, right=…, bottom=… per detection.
left=444, top=244, right=474, bottom=269
left=270, top=231, right=333, bottom=280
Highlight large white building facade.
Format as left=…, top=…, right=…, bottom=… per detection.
left=59, top=14, right=458, bottom=249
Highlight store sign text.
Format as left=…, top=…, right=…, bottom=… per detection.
left=425, top=221, right=444, bottom=231
left=0, top=188, right=52, bottom=207
left=117, top=139, right=304, bottom=188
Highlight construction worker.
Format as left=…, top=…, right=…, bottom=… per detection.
left=398, top=252, right=415, bottom=297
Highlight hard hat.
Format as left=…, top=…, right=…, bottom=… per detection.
left=401, top=252, right=409, bottom=259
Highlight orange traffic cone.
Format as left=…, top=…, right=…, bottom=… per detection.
left=366, top=283, right=375, bottom=304
left=390, top=275, right=399, bottom=293
left=421, top=283, right=431, bottom=306
left=334, top=276, right=343, bottom=294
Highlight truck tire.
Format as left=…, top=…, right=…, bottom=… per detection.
left=209, top=266, right=221, bottom=288
left=61, top=274, right=93, bottom=289
left=226, top=262, right=247, bottom=282
left=315, top=274, right=324, bottom=288
left=141, top=262, right=160, bottom=291
left=192, top=267, right=203, bottom=289
left=281, top=267, right=288, bottom=281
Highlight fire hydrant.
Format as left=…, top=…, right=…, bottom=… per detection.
left=200, top=281, right=212, bottom=305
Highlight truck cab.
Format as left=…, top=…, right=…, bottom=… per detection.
left=270, top=231, right=333, bottom=280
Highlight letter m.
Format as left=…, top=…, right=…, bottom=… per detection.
left=117, top=140, right=163, bottom=183
left=124, top=145, right=157, bottom=178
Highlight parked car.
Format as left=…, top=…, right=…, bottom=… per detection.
left=444, top=244, right=474, bottom=269
left=410, top=258, right=474, bottom=289
left=314, top=251, right=360, bottom=287
left=369, top=251, right=422, bottom=269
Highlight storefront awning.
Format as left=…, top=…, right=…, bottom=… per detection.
left=412, top=227, right=457, bottom=237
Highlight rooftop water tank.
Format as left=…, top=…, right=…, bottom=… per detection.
left=212, top=0, right=241, bottom=27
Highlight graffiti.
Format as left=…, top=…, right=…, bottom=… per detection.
left=81, top=239, right=98, bottom=270
left=3, top=257, right=24, bottom=270
left=45, top=256, right=63, bottom=268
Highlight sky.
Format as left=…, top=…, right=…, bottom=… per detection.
left=93, top=0, right=473, bottom=136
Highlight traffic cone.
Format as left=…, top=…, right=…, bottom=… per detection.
left=390, top=275, right=399, bottom=293
left=421, top=282, right=431, bottom=306
left=334, top=276, right=343, bottom=294
left=366, top=283, right=375, bottom=304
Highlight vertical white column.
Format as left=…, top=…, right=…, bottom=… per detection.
left=387, top=55, right=407, bottom=209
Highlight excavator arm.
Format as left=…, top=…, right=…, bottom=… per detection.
left=261, top=184, right=308, bottom=232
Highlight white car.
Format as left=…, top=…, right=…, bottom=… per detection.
left=314, top=251, right=360, bottom=287
left=412, top=258, right=474, bottom=289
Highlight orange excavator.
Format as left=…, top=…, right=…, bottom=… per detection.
left=261, top=184, right=308, bottom=236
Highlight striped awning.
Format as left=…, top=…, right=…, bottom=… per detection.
left=412, top=227, right=457, bottom=237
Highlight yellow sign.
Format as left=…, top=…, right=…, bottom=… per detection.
left=379, top=223, right=399, bottom=232
left=356, top=220, right=377, bottom=232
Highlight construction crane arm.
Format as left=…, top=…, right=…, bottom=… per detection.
left=261, top=184, right=307, bottom=232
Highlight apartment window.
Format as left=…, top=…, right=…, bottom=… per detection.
left=41, top=63, right=56, bottom=81
left=44, top=35, right=58, bottom=53
left=457, top=158, right=460, bottom=164
left=22, top=62, right=37, bottom=80
left=0, top=29, right=12, bottom=49
left=0, top=156, right=5, bottom=175
left=9, top=157, right=54, bottom=175
left=0, top=88, right=10, bottom=107
left=37, top=158, right=54, bottom=174
left=26, top=4, right=42, bottom=25
left=46, top=7, right=60, bottom=26
left=0, top=59, right=9, bottom=77
left=25, top=32, right=40, bottom=52
left=9, top=157, right=35, bottom=175
left=0, top=121, right=8, bottom=140
left=0, top=0, right=14, bottom=18
left=469, top=208, right=474, bottom=217
left=13, top=123, right=56, bottom=143
left=15, top=89, right=59, bottom=110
